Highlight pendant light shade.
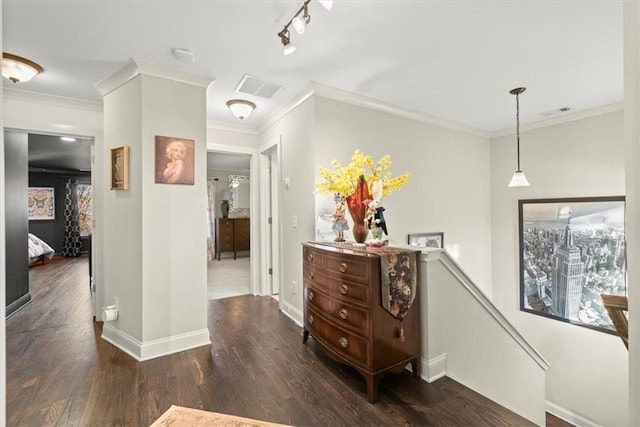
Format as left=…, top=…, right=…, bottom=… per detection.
left=508, top=87, right=530, bottom=187
left=226, top=99, right=256, bottom=120
left=2, top=52, right=44, bottom=83
left=508, top=171, right=530, bottom=187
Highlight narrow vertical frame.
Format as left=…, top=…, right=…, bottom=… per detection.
left=110, top=146, right=130, bottom=190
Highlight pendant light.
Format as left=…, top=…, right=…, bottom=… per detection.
left=508, top=87, right=530, bottom=187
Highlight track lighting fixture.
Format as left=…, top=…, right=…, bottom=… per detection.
left=277, top=0, right=331, bottom=55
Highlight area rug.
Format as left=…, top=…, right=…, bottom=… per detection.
left=151, top=405, right=292, bottom=427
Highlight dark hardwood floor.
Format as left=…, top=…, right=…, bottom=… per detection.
left=7, top=257, right=573, bottom=426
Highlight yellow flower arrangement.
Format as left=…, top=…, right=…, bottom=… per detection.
left=315, top=150, right=409, bottom=198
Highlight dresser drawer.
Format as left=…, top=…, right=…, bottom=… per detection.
left=306, top=306, right=370, bottom=368
left=305, top=287, right=369, bottom=335
left=324, top=254, right=370, bottom=282
left=303, top=246, right=324, bottom=268
left=304, top=270, right=369, bottom=305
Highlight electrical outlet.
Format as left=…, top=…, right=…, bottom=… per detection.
left=113, top=296, right=119, bottom=307
left=292, top=215, right=297, bottom=229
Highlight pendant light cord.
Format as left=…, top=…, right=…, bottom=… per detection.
left=516, top=92, right=521, bottom=171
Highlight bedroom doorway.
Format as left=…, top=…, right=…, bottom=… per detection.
left=206, top=151, right=253, bottom=300
left=6, top=130, right=94, bottom=317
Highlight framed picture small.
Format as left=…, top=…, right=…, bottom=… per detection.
left=28, top=187, right=55, bottom=220
left=110, top=146, right=130, bottom=190
left=407, top=232, right=444, bottom=249
left=155, top=136, right=195, bottom=185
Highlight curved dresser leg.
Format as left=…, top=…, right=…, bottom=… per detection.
left=302, top=328, right=310, bottom=344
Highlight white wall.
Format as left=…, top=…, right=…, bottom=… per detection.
left=101, top=75, right=144, bottom=340
left=98, top=61, right=210, bottom=360
left=259, top=97, right=315, bottom=319
left=490, top=111, right=629, bottom=426
left=623, top=3, right=640, bottom=423
left=313, top=95, right=493, bottom=294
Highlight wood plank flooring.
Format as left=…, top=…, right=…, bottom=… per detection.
left=6, top=257, right=573, bottom=426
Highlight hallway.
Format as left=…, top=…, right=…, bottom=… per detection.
left=6, top=257, right=569, bottom=426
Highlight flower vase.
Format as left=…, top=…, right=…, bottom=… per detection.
left=346, top=175, right=370, bottom=244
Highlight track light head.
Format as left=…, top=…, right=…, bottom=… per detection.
left=292, top=5, right=310, bottom=34
left=279, top=30, right=297, bottom=55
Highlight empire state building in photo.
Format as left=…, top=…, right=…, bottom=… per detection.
left=552, top=224, right=584, bottom=320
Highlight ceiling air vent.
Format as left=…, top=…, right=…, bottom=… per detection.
left=539, top=106, right=571, bottom=118
left=235, top=75, right=284, bottom=99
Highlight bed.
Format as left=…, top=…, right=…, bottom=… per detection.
left=28, top=233, right=55, bottom=266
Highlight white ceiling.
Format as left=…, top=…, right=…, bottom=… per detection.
left=2, top=1, right=623, bottom=133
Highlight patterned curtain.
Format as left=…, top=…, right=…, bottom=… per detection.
left=206, top=178, right=216, bottom=261
left=62, top=178, right=82, bottom=257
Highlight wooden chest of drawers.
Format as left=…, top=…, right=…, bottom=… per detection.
left=215, top=218, right=250, bottom=260
left=302, top=242, right=421, bottom=403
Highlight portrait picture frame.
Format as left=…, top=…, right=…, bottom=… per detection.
left=110, top=146, right=130, bottom=190
left=407, top=232, right=444, bottom=249
left=518, top=196, right=626, bottom=334
left=28, top=187, right=55, bottom=220
left=155, top=136, right=195, bottom=185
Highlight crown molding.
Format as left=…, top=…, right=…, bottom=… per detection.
left=258, top=86, right=315, bottom=135
left=3, top=88, right=103, bottom=112
left=309, top=82, right=491, bottom=138
left=258, top=82, right=490, bottom=138
left=490, top=102, right=624, bottom=139
left=206, top=120, right=258, bottom=135
left=95, top=58, right=214, bottom=97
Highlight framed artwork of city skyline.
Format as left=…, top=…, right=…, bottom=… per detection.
left=518, top=196, right=626, bottom=334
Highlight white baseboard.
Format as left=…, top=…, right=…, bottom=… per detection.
left=423, top=353, right=447, bottom=383
left=546, top=401, right=600, bottom=427
left=101, top=324, right=211, bottom=362
left=281, top=300, right=303, bottom=326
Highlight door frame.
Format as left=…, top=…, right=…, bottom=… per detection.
left=206, top=143, right=260, bottom=295
left=259, top=137, right=282, bottom=305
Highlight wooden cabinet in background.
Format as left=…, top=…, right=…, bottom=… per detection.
left=233, top=218, right=250, bottom=253
left=215, top=218, right=250, bottom=261
left=302, top=242, right=421, bottom=403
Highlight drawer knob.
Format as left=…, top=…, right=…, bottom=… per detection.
left=339, top=337, right=349, bottom=348
left=308, top=291, right=314, bottom=301
left=309, top=271, right=315, bottom=280
left=308, top=314, right=314, bottom=325
left=338, top=262, right=348, bottom=273
left=307, top=253, right=314, bottom=262
left=339, top=284, right=349, bottom=295
left=338, top=308, right=349, bottom=320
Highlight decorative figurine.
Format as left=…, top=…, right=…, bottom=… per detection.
left=366, top=181, right=387, bottom=245
left=332, top=193, right=349, bottom=242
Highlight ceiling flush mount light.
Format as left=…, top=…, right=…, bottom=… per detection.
left=508, top=87, right=530, bottom=188
left=277, top=0, right=331, bottom=55
left=226, top=99, right=257, bottom=120
left=2, top=52, right=44, bottom=83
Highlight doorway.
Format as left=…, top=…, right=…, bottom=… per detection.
left=206, top=151, right=252, bottom=300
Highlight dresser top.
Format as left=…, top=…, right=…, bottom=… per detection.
left=303, top=241, right=418, bottom=258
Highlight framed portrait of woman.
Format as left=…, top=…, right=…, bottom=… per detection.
left=155, top=136, right=195, bottom=185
